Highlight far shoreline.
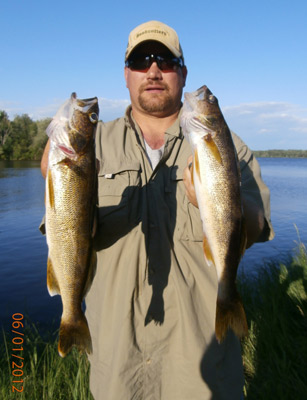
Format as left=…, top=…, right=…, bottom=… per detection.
left=1, top=150, right=307, bottom=163
left=253, top=150, right=307, bottom=158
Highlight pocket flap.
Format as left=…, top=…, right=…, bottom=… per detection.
left=98, top=159, right=141, bottom=177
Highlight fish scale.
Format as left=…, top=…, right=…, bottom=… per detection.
left=180, top=85, right=248, bottom=343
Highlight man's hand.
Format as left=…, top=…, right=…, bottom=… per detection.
left=183, top=155, right=198, bottom=207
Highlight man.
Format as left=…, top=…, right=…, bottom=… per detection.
left=41, top=20, right=274, bottom=400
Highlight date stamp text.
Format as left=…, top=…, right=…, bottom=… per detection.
left=11, top=313, right=24, bottom=393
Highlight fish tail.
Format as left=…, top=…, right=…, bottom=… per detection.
left=215, top=296, right=248, bottom=343
left=58, top=313, right=92, bottom=357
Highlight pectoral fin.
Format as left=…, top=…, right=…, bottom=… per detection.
left=47, top=170, right=55, bottom=209
left=194, top=148, right=201, bottom=183
left=203, top=235, right=215, bottom=268
left=190, top=159, right=194, bottom=187
left=47, top=257, right=60, bottom=296
left=204, top=135, right=222, bottom=164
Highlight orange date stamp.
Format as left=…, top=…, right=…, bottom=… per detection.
left=11, top=313, right=24, bottom=393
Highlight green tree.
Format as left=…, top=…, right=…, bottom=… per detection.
left=0, top=110, right=12, bottom=159
left=10, top=114, right=37, bottom=160
left=0, top=112, right=52, bottom=160
left=30, top=118, right=51, bottom=159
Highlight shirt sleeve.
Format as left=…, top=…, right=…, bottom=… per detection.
left=231, top=131, right=275, bottom=242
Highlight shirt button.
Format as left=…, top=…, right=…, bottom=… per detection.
left=146, top=359, right=151, bottom=365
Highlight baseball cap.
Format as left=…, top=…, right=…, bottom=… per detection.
left=125, top=20, right=184, bottom=62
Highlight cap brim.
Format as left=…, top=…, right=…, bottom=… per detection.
left=125, top=38, right=182, bottom=61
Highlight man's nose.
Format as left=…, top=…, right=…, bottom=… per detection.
left=146, top=62, right=162, bottom=79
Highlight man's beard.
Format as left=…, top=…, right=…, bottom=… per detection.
left=137, top=83, right=176, bottom=114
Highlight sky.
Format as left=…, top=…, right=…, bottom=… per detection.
left=1, top=0, right=306, bottom=150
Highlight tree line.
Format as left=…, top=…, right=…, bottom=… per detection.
left=0, top=110, right=51, bottom=160
left=253, top=150, right=307, bottom=158
left=1, top=109, right=306, bottom=161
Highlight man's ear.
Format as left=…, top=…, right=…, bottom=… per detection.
left=182, top=66, right=188, bottom=87
left=124, top=67, right=129, bottom=88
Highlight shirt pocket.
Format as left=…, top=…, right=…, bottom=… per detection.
left=166, top=166, right=203, bottom=242
left=96, top=160, right=141, bottom=241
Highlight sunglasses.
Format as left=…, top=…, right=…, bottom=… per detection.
left=125, top=54, right=184, bottom=72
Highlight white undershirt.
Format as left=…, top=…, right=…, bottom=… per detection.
left=144, top=140, right=165, bottom=170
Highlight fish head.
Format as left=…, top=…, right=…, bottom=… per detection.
left=69, top=94, right=99, bottom=155
left=180, top=85, right=225, bottom=143
left=47, top=93, right=99, bottom=160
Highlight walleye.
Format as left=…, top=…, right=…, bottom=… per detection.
left=45, top=93, right=99, bottom=357
left=180, top=85, right=248, bottom=343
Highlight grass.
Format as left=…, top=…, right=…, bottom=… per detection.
left=1, top=244, right=306, bottom=399
left=241, top=242, right=307, bottom=399
left=0, top=324, right=93, bottom=400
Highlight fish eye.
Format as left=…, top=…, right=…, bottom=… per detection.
left=89, top=113, right=98, bottom=123
left=208, top=95, right=216, bottom=104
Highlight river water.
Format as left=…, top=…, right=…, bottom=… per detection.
left=0, top=158, right=306, bottom=332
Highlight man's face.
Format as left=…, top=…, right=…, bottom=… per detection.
left=124, top=42, right=187, bottom=118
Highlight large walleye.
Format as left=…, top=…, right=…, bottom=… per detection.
left=45, top=93, right=99, bottom=357
left=180, top=85, right=248, bottom=343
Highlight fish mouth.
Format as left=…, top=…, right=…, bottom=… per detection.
left=194, top=85, right=211, bottom=99
left=184, top=85, right=217, bottom=106
left=180, top=86, right=217, bottom=137
left=73, top=94, right=99, bottom=113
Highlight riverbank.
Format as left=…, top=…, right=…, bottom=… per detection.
left=253, top=149, right=307, bottom=158
left=1, top=244, right=306, bottom=399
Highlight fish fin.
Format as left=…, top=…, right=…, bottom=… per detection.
left=215, top=296, right=248, bottom=343
left=91, top=209, right=97, bottom=238
left=47, top=257, right=60, bottom=296
left=194, top=148, right=201, bottom=183
left=203, top=236, right=215, bottom=268
left=82, top=247, right=97, bottom=297
left=190, top=160, right=194, bottom=187
left=47, top=169, right=55, bottom=208
left=58, top=313, right=92, bottom=357
left=204, top=135, right=222, bottom=164
left=91, top=167, right=98, bottom=238
left=240, top=216, right=247, bottom=256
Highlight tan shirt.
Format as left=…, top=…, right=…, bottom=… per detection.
left=85, top=108, right=274, bottom=400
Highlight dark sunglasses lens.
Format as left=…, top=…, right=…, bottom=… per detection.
left=157, top=56, right=181, bottom=70
left=127, top=55, right=182, bottom=71
left=128, top=57, right=148, bottom=70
